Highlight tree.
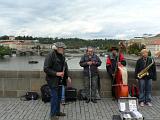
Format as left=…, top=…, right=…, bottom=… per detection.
left=1, top=35, right=123, bottom=49
left=0, top=46, right=12, bottom=58
left=128, top=43, right=141, bottom=55
left=0, top=35, right=9, bottom=40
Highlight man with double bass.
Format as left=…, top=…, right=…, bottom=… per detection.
left=106, top=45, right=126, bottom=99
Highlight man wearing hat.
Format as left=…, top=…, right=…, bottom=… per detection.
left=44, top=42, right=68, bottom=120
left=106, top=47, right=126, bottom=99
left=135, top=49, right=156, bottom=107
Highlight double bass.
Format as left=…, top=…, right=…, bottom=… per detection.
left=112, top=42, right=129, bottom=99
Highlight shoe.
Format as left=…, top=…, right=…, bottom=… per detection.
left=139, top=102, right=144, bottom=107
left=51, top=116, right=59, bottom=120
left=146, top=102, right=152, bottom=107
left=91, top=99, right=97, bottom=103
left=61, top=101, right=65, bottom=105
left=56, top=112, right=66, bottom=116
left=86, top=99, right=90, bottom=103
left=112, top=97, right=116, bottom=101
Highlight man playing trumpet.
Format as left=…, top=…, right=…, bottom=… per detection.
left=135, top=49, right=157, bottom=107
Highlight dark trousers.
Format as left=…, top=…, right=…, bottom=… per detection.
left=111, top=77, right=116, bottom=98
left=48, top=85, right=62, bottom=117
left=84, top=75, right=98, bottom=99
left=109, top=74, right=116, bottom=98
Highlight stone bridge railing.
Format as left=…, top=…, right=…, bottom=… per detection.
left=0, top=70, right=160, bottom=97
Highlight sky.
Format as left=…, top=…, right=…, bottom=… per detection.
left=0, top=0, right=160, bottom=39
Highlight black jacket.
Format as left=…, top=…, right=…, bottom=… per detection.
left=43, top=50, right=68, bottom=87
left=135, top=57, right=157, bottom=81
left=79, top=54, right=102, bottom=76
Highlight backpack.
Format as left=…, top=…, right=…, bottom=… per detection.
left=65, top=87, right=77, bottom=102
left=130, top=84, right=139, bottom=98
left=78, top=89, right=87, bottom=100
left=21, top=92, right=39, bottom=101
left=40, top=84, right=51, bottom=103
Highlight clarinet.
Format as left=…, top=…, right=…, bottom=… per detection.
left=60, top=60, right=66, bottom=105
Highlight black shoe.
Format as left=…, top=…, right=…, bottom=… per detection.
left=112, top=97, right=116, bottom=101
left=91, top=99, right=97, bottom=103
left=61, top=101, right=65, bottom=105
left=51, top=116, right=59, bottom=120
left=56, top=112, right=66, bottom=116
left=86, top=99, right=90, bottom=103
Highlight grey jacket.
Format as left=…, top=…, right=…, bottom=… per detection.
left=79, top=54, right=102, bottom=76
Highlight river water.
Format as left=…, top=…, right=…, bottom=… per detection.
left=1, top=54, right=160, bottom=72
left=0, top=55, right=136, bottom=71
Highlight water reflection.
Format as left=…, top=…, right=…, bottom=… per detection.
left=0, top=56, right=138, bottom=71
left=0, top=56, right=133, bottom=71
left=0, top=56, right=45, bottom=71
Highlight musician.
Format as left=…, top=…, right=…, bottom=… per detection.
left=106, top=47, right=126, bottom=98
left=79, top=46, right=102, bottom=103
left=135, top=49, right=156, bottom=107
left=44, top=42, right=68, bottom=120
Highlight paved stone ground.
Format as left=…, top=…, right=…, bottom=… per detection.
left=0, top=96, right=160, bottom=120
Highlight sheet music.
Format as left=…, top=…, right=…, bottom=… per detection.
left=120, top=102, right=126, bottom=111
left=129, top=100, right=137, bottom=111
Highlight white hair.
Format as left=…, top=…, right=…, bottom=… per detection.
left=141, top=49, right=149, bottom=54
left=52, top=44, right=57, bottom=50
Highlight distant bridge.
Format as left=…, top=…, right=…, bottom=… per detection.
left=13, top=49, right=51, bottom=56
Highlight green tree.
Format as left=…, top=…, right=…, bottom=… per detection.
left=0, top=46, right=12, bottom=58
left=0, top=35, right=9, bottom=40
left=128, top=43, right=141, bottom=55
left=1, top=35, right=123, bottom=49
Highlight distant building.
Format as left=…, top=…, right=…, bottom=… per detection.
left=0, top=40, right=17, bottom=49
left=8, top=36, right=15, bottom=40
left=0, top=39, right=52, bottom=51
left=126, top=34, right=160, bottom=57
left=146, top=39, right=160, bottom=57
left=143, top=34, right=155, bottom=38
left=0, top=40, right=33, bottom=50
left=127, top=37, right=151, bottom=46
left=79, top=47, right=87, bottom=51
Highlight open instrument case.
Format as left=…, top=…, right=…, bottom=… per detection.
left=113, top=97, right=144, bottom=120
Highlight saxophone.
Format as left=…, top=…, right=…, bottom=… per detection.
left=137, top=59, right=154, bottom=79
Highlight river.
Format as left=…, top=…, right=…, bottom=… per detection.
left=0, top=55, right=135, bottom=71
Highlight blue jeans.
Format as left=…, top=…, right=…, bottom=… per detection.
left=138, top=79, right=152, bottom=103
left=49, top=86, right=62, bottom=117
left=61, top=85, right=65, bottom=102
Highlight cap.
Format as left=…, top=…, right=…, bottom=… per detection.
left=54, top=42, right=67, bottom=49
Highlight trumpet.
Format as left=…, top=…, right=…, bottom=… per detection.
left=137, top=59, right=154, bottom=79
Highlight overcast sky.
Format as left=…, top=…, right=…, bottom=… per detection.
left=0, top=0, right=160, bottom=39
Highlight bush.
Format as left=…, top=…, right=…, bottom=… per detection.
left=0, top=46, right=12, bottom=58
